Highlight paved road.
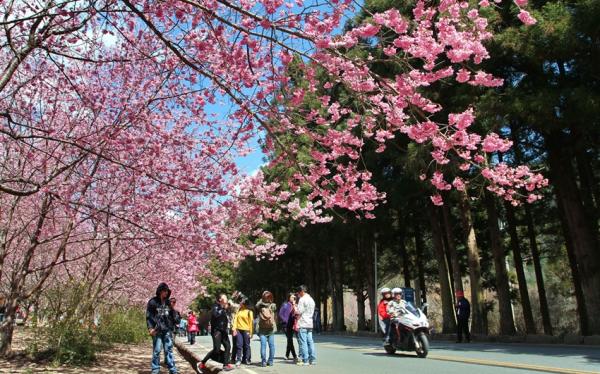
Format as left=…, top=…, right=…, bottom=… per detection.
left=179, top=334, right=600, bottom=374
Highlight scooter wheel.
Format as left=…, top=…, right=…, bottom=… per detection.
left=416, top=333, right=429, bottom=358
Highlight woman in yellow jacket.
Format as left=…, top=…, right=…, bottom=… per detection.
left=232, top=298, right=253, bottom=366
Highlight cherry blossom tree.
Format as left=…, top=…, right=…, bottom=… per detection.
left=0, top=0, right=545, bottom=355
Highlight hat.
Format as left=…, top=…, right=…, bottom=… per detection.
left=380, top=287, right=391, bottom=294
left=391, top=287, right=403, bottom=294
left=455, top=290, right=464, bottom=297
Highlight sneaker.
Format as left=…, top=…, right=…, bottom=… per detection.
left=235, top=361, right=242, bottom=368
left=309, top=362, right=316, bottom=366
left=198, top=362, right=207, bottom=371
left=223, top=364, right=235, bottom=371
left=267, top=362, right=273, bottom=366
left=296, top=361, right=308, bottom=366
left=261, top=362, right=267, bottom=367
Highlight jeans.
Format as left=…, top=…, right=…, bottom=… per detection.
left=152, top=331, right=177, bottom=374
left=202, top=330, right=231, bottom=365
left=297, top=328, right=316, bottom=364
left=382, top=319, right=391, bottom=342
left=234, top=330, right=251, bottom=363
left=188, top=331, right=196, bottom=345
left=259, top=334, right=275, bottom=365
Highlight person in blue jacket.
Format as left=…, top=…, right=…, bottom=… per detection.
left=455, top=291, right=471, bottom=343
left=146, top=283, right=180, bottom=374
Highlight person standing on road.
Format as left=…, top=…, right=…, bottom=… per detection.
left=377, top=287, right=392, bottom=343
left=146, top=282, right=179, bottom=374
left=229, top=291, right=241, bottom=364
left=256, top=291, right=277, bottom=367
left=295, top=285, right=316, bottom=366
left=179, top=315, right=188, bottom=338
left=232, top=297, right=253, bottom=367
left=279, top=293, right=298, bottom=362
left=455, top=291, right=471, bottom=343
left=199, top=294, right=234, bottom=372
left=187, top=311, right=199, bottom=345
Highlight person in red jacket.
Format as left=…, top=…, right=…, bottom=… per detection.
left=377, top=287, right=392, bottom=344
left=187, top=311, right=199, bottom=345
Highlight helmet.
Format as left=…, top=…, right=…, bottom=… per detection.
left=380, top=287, right=391, bottom=294
left=391, top=287, right=403, bottom=295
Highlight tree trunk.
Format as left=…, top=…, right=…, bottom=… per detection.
left=458, top=191, right=485, bottom=335
left=399, top=228, right=411, bottom=288
left=0, top=298, right=16, bottom=357
left=485, top=193, right=516, bottom=335
left=414, top=222, right=427, bottom=307
left=575, top=149, right=599, bottom=228
left=524, top=206, right=553, bottom=335
left=555, top=197, right=589, bottom=335
left=356, top=290, right=367, bottom=331
left=442, top=201, right=463, bottom=295
left=547, top=134, right=600, bottom=335
left=331, top=249, right=345, bottom=331
left=504, top=202, right=536, bottom=334
left=427, top=204, right=456, bottom=333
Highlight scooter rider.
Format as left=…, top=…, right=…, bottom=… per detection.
left=387, top=288, right=408, bottom=324
left=377, top=288, right=392, bottom=343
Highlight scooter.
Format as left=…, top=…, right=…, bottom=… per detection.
left=384, top=303, right=430, bottom=358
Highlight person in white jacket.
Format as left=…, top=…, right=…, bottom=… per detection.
left=295, top=285, right=316, bottom=365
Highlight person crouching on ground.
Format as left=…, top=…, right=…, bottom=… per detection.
left=199, top=294, right=234, bottom=372
left=232, top=297, right=253, bottom=367
left=146, top=282, right=179, bottom=374
left=377, top=287, right=392, bottom=344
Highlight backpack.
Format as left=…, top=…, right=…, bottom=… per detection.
left=258, top=304, right=275, bottom=331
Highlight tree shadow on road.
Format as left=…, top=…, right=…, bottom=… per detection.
left=315, top=335, right=600, bottom=365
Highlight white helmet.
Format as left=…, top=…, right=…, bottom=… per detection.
left=391, top=287, right=403, bottom=295
left=380, top=287, right=391, bottom=294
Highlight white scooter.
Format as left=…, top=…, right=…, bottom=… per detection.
left=384, top=303, right=430, bottom=358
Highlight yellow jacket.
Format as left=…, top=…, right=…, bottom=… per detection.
left=233, top=308, right=254, bottom=335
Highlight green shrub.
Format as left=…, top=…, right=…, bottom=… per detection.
left=43, top=319, right=97, bottom=365
left=96, top=307, right=148, bottom=345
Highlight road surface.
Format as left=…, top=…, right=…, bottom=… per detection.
left=179, top=333, right=600, bottom=374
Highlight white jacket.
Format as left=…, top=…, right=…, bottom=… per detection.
left=296, top=294, right=315, bottom=329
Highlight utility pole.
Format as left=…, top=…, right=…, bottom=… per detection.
left=374, top=232, right=378, bottom=333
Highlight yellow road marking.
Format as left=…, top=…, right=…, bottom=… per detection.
left=428, top=354, right=599, bottom=374
left=318, top=342, right=597, bottom=374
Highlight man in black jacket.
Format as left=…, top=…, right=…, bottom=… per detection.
left=455, top=291, right=471, bottom=343
left=199, top=294, right=234, bottom=372
left=147, top=283, right=180, bottom=374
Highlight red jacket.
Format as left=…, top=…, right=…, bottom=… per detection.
left=187, top=314, right=199, bottom=333
left=378, top=299, right=390, bottom=320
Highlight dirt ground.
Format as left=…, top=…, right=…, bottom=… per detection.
left=0, top=329, right=196, bottom=374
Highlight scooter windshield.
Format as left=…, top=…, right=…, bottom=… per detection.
left=405, top=302, right=421, bottom=317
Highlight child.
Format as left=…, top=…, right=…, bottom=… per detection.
left=232, top=298, right=253, bottom=366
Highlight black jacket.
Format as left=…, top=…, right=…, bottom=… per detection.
left=456, top=298, right=471, bottom=321
left=146, top=283, right=180, bottom=333
left=210, top=302, right=230, bottom=333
